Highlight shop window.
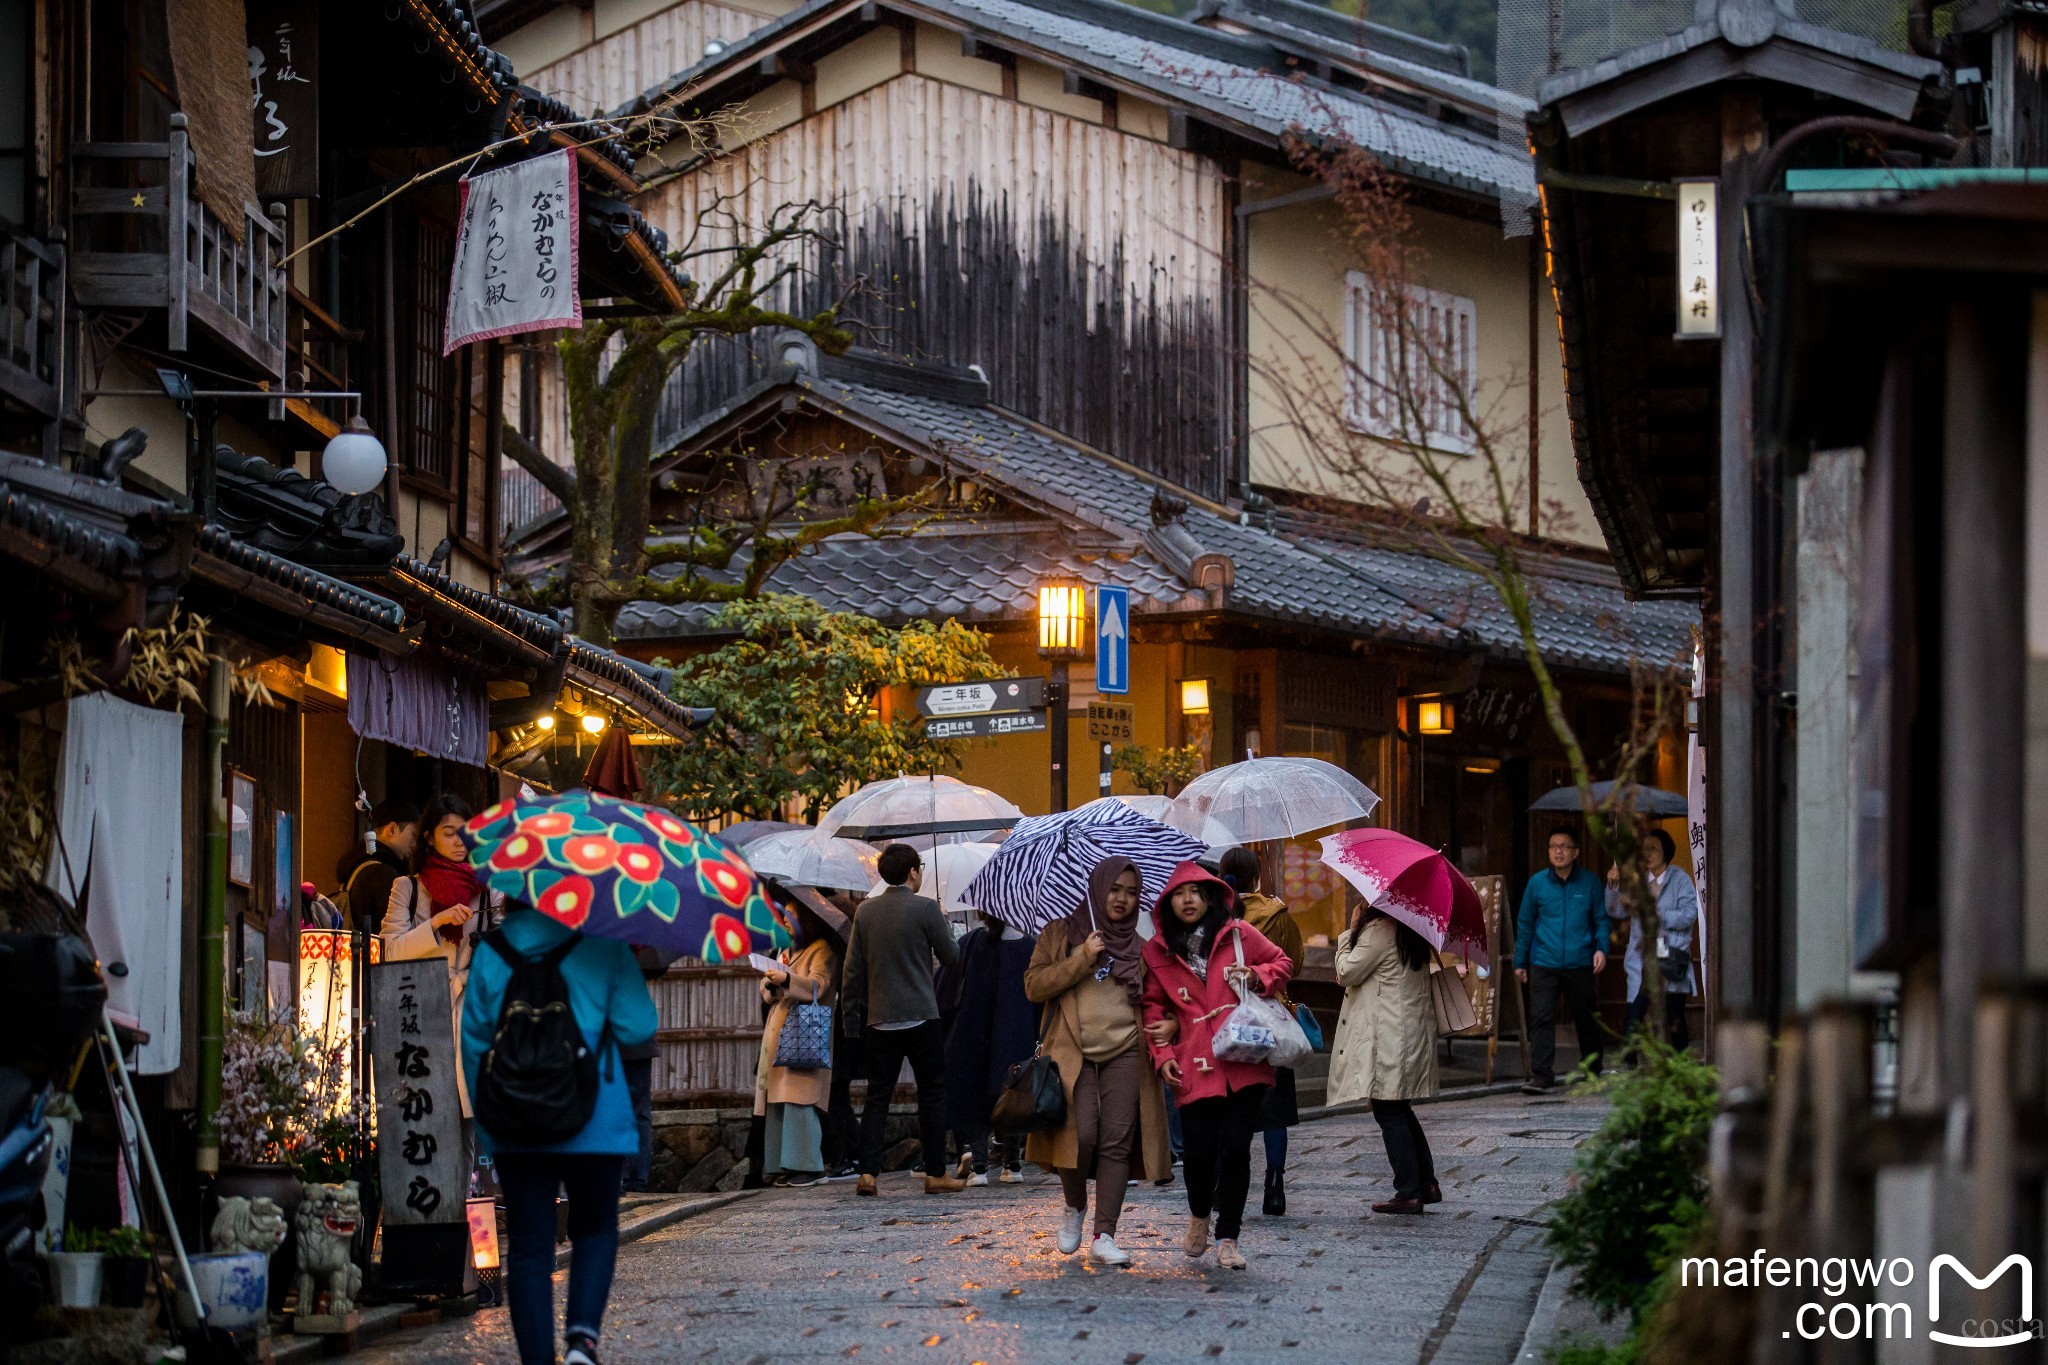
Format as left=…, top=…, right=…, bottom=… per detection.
left=1343, top=273, right=1477, bottom=455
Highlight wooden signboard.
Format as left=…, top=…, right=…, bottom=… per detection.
left=247, top=0, right=320, bottom=198
left=1437, top=875, right=1530, bottom=1085
left=1085, top=702, right=1135, bottom=743
left=368, top=960, right=471, bottom=1296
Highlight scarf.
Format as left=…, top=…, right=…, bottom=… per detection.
left=418, top=853, right=482, bottom=944
left=1068, top=855, right=1146, bottom=1003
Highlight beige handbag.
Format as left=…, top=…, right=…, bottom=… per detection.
left=1430, top=958, right=1477, bottom=1035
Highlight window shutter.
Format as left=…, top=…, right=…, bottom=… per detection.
left=1342, top=274, right=1477, bottom=455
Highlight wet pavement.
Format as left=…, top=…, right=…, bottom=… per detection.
left=350, top=1089, right=1606, bottom=1364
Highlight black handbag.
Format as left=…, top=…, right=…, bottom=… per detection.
left=989, top=1007, right=1065, bottom=1135
left=1658, top=946, right=1691, bottom=984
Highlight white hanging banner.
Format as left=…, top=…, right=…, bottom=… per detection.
left=444, top=148, right=581, bottom=353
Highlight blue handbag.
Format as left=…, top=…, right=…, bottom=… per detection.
left=1293, top=1002, right=1326, bottom=1052
left=773, top=979, right=833, bottom=1070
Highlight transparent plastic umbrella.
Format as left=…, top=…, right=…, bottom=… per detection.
left=1169, top=756, right=1380, bottom=844
left=817, top=775, right=1023, bottom=841
left=869, top=841, right=1003, bottom=935
left=742, top=829, right=881, bottom=894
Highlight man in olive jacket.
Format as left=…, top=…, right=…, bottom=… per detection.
left=842, top=844, right=965, bottom=1194
left=1514, top=828, right=1609, bottom=1091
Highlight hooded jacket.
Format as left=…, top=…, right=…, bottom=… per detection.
left=1140, top=863, right=1293, bottom=1104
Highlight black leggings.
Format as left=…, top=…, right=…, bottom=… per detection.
left=1180, top=1085, right=1268, bottom=1241
left=1370, top=1100, right=1437, bottom=1200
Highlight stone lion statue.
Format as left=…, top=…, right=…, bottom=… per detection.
left=294, top=1181, right=364, bottom=1319
left=210, top=1195, right=288, bottom=1257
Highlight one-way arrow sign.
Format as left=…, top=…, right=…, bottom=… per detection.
left=914, top=676, right=1046, bottom=718
left=1096, top=585, right=1130, bottom=695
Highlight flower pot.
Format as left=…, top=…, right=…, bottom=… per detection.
left=103, top=1255, right=151, bottom=1308
left=213, top=1162, right=303, bottom=1313
left=187, top=1251, right=268, bottom=1332
left=45, top=1250, right=102, bottom=1307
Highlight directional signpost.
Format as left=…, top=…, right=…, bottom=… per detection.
left=1095, top=585, right=1130, bottom=695
left=925, top=712, right=1049, bottom=741
left=916, top=677, right=1047, bottom=739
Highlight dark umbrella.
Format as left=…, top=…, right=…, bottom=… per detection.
left=1527, top=780, right=1688, bottom=819
left=768, top=880, right=851, bottom=948
left=716, top=820, right=804, bottom=850
left=582, top=726, right=643, bottom=799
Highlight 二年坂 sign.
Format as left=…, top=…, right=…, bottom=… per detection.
left=445, top=149, right=581, bottom=352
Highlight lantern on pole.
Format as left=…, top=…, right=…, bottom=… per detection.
left=298, top=929, right=380, bottom=1099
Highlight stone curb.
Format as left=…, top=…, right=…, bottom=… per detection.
left=1513, top=1256, right=1576, bottom=1364
left=554, top=1188, right=759, bottom=1269
left=1298, top=1079, right=1529, bottom=1123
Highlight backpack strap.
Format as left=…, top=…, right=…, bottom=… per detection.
left=480, top=928, right=518, bottom=967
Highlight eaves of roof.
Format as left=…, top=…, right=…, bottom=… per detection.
left=0, top=481, right=145, bottom=603
left=617, top=0, right=1533, bottom=201
left=193, top=525, right=413, bottom=651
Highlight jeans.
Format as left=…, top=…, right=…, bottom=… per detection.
left=496, top=1153, right=625, bottom=1365
left=1626, top=987, right=1691, bottom=1052
left=1179, top=1085, right=1267, bottom=1242
left=1526, top=964, right=1605, bottom=1082
left=1370, top=1100, right=1437, bottom=1200
left=1165, top=1085, right=1183, bottom=1159
left=622, top=1058, right=654, bottom=1191
left=1263, top=1126, right=1288, bottom=1171
left=858, top=1020, right=949, bottom=1177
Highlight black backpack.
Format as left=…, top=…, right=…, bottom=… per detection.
left=473, top=930, right=609, bottom=1146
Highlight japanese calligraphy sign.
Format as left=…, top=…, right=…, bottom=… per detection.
left=369, top=961, right=465, bottom=1228
left=445, top=149, right=581, bottom=353
left=1675, top=178, right=1719, bottom=339
left=246, top=0, right=319, bottom=197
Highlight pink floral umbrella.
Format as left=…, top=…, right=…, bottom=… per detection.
left=1318, top=828, right=1488, bottom=963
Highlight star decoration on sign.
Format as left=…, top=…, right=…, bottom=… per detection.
left=130, top=193, right=144, bottom=207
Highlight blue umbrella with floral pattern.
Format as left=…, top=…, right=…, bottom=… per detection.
left=459, top=790, right=793, bottom=962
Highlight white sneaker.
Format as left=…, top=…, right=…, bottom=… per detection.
left=965, top=1171, right=989, bottom=1187
left=1088, top=1233, right=1130, bottom=1266
left=1057, top=1206, right=1086, bottom=1255
left=998, top=1167, right=1024, bottom=1184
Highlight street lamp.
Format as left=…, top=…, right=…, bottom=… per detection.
left=1037, top=577, right=1087, bottom=813
left=1179, top=678, right=1212, bottom=714
left=1416, top=697, right=1455, bottom=736
left=321, top=416, right=390, bottom=496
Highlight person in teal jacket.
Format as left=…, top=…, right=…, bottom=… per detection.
left=1513, top=829, right=1609, bottom=1092
left=461, top=907, right=658, bottom=1365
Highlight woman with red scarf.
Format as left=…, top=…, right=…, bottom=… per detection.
left=383, top=793, right=504, bottom=1112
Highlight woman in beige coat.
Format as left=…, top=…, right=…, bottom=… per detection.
left=755, top=924, right=839, bottom=1186
left=1023, top=857, right=1173, bottom=1267
left=1327, top=905, right=1440, bottom=1215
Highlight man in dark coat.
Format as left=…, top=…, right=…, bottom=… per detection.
left=334, top=798, right=419, bottom=937
left=938, top=912, right=1037, bottom=1183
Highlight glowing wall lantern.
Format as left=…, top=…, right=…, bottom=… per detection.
left=1415, top=697, right=1455, bottom=736
left=466, top=1197, right=501, bottom=1270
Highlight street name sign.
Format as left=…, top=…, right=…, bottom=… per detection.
left=915, top=677, right=1046, bottom=717
left=1096, top=586, right=1130, bottom=694
left=1086, top=702, right=1135, bottom=743
left=925, top=711, right=1050, bottom=740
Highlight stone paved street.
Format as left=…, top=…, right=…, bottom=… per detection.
left=352, top=1090, right=1604, bottom=1364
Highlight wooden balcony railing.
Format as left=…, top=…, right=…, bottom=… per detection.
left=0, top=220, right=63, bottom=425
left=71, top=113, right=287, bottom=380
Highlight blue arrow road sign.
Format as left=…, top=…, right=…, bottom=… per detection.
left=1096, top=585, right=1130, bottom=695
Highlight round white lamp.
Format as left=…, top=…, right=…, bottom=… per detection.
left=322, top=416, right=389, bottom=496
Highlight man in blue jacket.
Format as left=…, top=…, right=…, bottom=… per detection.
left=1514, top=829, right=1609, bottom=1092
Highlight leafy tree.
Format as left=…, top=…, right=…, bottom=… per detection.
left=1113, top=742, right=1206, bottom=795
left=502, top=198, right=938, bottom=645
left=646, top=596, right=1007, bottom=821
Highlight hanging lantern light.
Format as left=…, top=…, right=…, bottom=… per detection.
left=321, top=416, right=389, bottom=497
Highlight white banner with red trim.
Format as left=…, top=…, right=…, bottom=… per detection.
left=444, top=148, right=580, bottom=353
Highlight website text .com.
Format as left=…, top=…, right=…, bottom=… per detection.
left=1679, top=1253, right=2043, bottom=1346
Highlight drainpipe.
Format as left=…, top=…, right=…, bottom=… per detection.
left=195, top=656, right=230, bottom=1177
left=1908, top=0, right=1941, bottom=59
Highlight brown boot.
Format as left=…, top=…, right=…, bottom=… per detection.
left=923, top=1173, right=968, bottom=1194
left=1372, top=1197, right=1426, bottom=1215
left=1422, top=1182, right=1443, bottom=1205
left=855, top=1174, right=878, bottom=1197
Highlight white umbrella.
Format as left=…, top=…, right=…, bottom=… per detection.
left=817, top=774, right=1023, bottom=841
left=1084, top=794, right=1175, bottom=821
left=743, top=829, right=880, bottom=893
left=870, top=841, right=1003, bottom=935
left=1169, top=756, right=1380, bottom=844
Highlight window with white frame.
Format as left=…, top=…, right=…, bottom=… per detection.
left=1342, top=272, right=1478, bottom=455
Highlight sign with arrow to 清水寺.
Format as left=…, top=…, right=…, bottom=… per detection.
left=1095, top=585, right=1130, bottom=695
left=914, top=677, right=1046, bottom=718
left=924, top=711, right=1050, bottom=740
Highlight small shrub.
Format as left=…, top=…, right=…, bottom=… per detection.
left=1545, top=1033, right=1719, bottom=1321
left=1549, top=1335, right=1637, bottom=1365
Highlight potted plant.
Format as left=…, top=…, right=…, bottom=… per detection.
left=215, top=1008, right=371, bottom=1311
left=46, top=1223, right=102, bottom=1308
left=95, top=1224, right=153, bottom=1308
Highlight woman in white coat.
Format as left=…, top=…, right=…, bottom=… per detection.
left=1326, top=903, right=1439, bottom=1216
left=383, top=793, right=504, bottom=1111
left=1605, top=828, right=1698, bottom=1051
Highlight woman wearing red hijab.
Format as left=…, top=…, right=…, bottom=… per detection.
left=383, top=792, right=505, bottom=1112
left=1141, top=862, right=1291, bottom=1270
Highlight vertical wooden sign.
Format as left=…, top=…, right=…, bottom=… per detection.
left=247, top=0, right=320, bottom=198
left=368, top=959, right=473, bottom=1296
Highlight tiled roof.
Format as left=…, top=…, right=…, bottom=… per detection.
left=386, top=554, right=565, bottom=660
left=617, top=0, right=1533, bottom=200
left=563, top=638, right=715, bottom=738
left=615, top=369, right=1696, bottom=675
left=196, top=525, right=409, bottom=632
left=0, top=481, right=143, bottom=581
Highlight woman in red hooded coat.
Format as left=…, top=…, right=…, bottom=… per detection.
left=1141, top=862, right=1292, bottom=1270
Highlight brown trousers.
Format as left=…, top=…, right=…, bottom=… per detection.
left=1057, top=1046, right=1142, bottom=1235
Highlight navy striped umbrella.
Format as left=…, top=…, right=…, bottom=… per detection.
left=961, top=801, right=1208, bottom=934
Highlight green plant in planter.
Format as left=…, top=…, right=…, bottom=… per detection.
left=93, top=1225, right=152, bottom=1260
left=1544, top=1033, right=1719, bottom=1323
